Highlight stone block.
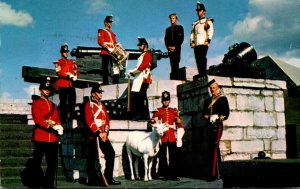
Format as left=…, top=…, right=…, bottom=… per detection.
left=225, top=111, right=253, bottom=127
left=271, top=140, right=287, bottom=151
left=274, top=96, right=285, bottom=112
left=246, top=127, right=277, bottom=139
left=179, top=66, right=198, bottom=81
left=237, top=95, right=265, bottom=111
left=231, top=140, right=264, bottom=153
left=254, top=112, right=276, bottom=127
left=222, top=127, right=243, bottom=140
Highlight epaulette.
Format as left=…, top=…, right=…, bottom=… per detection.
left=206, top=17, right=214, bottom=22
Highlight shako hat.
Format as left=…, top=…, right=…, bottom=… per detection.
left=161, top=91, right=171, bottom=101
left=207, top=79, right=217, bottom=87
left=60, top=43, right=69, bottom=53
left=104, top=15, right=113, bottom=23
left=39, top=77, right=52, bottom=91
left=91, top=83, right=104, bottom=93
left=196, top=1, right=206, bottom=11
left=137, top=37, right=148, bottom=46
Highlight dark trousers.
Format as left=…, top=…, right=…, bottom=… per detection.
left=207, top=123, right=223, bottom=178
left=194, top=45, right=209, bottom=77
left=32, top=141, right=58, bottom=188
left=87, top=138, right=116, bottom=182
left=102, top=55, right=119, bottom=85
left=159, top=142, right=178, bottom=178
left=132, top=83, right=150, bottom=120
left=168, top=48, right=181, bottom=80
left=58, top=87, right=76, bottom=120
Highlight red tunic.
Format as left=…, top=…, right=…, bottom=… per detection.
left=84, top=101, right=110, bottom=141
left=54, top=58, right=80, bottom=90
left=98, top=29, right=117, bottom=55
left=152, top=107, right=184, bottom=142
left=31, top=97, right=60, bottom=142
left=137, top=51, right=152, bottom=84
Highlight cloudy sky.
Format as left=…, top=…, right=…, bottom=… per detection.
left=0, top=0, right=299, bottom=99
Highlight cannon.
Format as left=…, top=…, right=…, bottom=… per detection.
left=208, top=42, right=264, bottom=78
left=22, top=46, right=168, bottom=87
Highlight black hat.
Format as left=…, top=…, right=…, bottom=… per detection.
left=161, top=91, right=170, bottom=101
left=196, top=1, right=206, bottom=11
left=137, top=37, right=148, bottom=46
left=104, top=15, right=113, bottom=23
left=39, top=77, right=52, bottom=91
left=207, top=79, right=217, bottom=87
left=60, top=44, right=69, bottom=53
left=91, top=84, right=104, bottom=93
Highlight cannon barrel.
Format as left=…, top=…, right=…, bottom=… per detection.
left=71, top=46, right=168, bottom=60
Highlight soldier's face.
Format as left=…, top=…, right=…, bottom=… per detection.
left=61, top=51, right=68, bottom=58
left=170, top=15, right=177, bottom=25
left=197, top=10, right=205, bottom=18
left=92, top=92, right=103, bottom=101
left=209, top=83, right=219, bottom=97
left=162, top=100, right=170, bottom=107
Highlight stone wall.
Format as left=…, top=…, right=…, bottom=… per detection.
left=177, top=75, right=287, bottom=177
left=0, top=76, right=288, bottom=179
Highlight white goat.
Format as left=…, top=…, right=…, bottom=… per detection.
left=126, top=122, right=167, bottom=181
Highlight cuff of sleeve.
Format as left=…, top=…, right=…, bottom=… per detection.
left=94, top=130, right=101, bottom=137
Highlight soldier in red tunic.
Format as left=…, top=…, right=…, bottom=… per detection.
left=128, top=37, right=153, bottom=120
left=152, top=91, right=185, bottom=181
left=98, top=15, right=119, bottom=84
left=202, top=79, right=230, bottom=181
left=84, top=84, right=121, bottom=186
left=31, top=77, right=63, bottom=188
left=54, top=43, right=80, bottom=121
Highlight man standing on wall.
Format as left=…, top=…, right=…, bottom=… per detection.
left=164, top=13, right=184, bottom=80
left=190, top=1, right=214, bottom=79
left=98, top=15, right=120, bottom=85
left=54, top=43, right=80, bottom=122
left=202, top=79, right=230, bottom=181
left=128, top=37, right=152, bottom=121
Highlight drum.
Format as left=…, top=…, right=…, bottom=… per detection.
left=109, top=43, right=129, bottom=64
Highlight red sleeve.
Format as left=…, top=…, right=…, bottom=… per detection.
left=84, top=102, right=99, bottom=133
left=102, top=105, right=110, bottom=132
left=137, top=52, right=152, bottom=71
left=98, top=29, right=105, bottom=47
left=56, top=59, right=68, bottom=78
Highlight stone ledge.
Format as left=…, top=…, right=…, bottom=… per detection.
left=221, top=159, right=300, bottom=187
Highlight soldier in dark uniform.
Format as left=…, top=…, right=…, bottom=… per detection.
left=164, top=13, right=184, bottom=80
left=202, top=79, right=230, bottom=181
left=152, top=91, right=185, bottom=181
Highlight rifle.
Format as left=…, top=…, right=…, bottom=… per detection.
left=96, top=136, right=109, bottom=187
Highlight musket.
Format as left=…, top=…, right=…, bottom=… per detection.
left=96, top=137, right=109, bottom=187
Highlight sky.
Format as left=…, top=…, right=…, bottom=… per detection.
left=0, top=0, right=300, bottom=99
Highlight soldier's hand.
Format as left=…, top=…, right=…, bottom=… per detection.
left=100, top=132, right=107, bottom=142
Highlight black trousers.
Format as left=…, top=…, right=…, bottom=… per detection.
left=207, top=123, right=223, bottom=178
left=58, top=87, right=76, bottom=120
left=102, top=54, right=119, bottom=85
left=194, top=45, right=209, bottom=77
left=168, top=47, right=181, bottom=80
left=158, top=142, right=178, bottom=178
left=87, top=138, right=116, bottom=182
left=32, top=141, right=58, bottom=188
left=131, top=83, right=150, bottom=120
